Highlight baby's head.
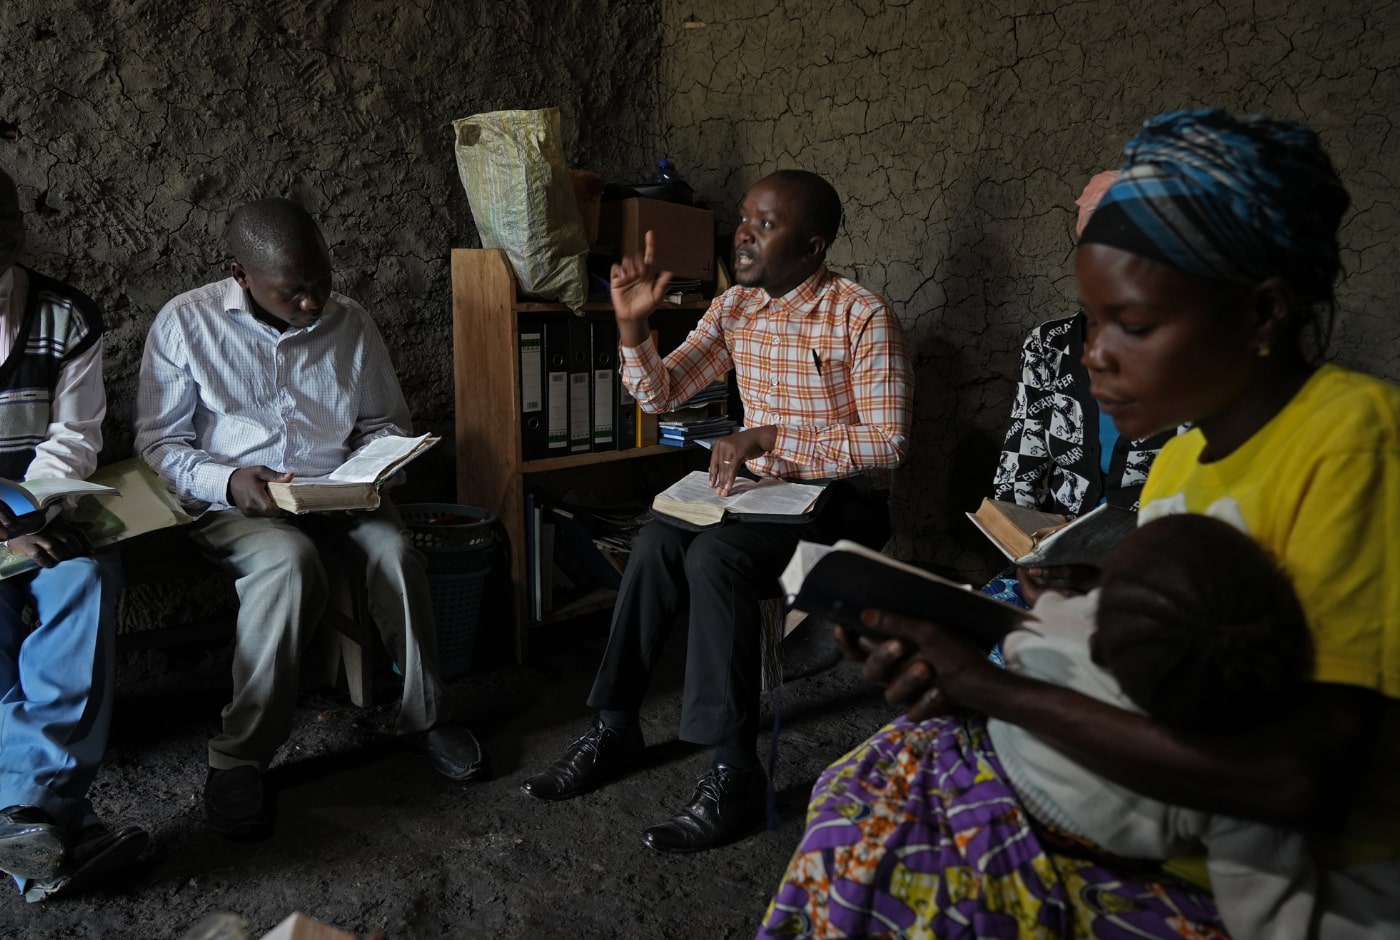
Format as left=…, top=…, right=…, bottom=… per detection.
left=1090, top=514, right=1313, bottom=734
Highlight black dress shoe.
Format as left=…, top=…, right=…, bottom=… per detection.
left=520, top=718, right=644, bottom=801
left=418, top=725, right=491, bottom=781
left=642, top=764, right=767, bottom=854
left=23, top=822, right=149, bottom=903
left=0, top=805, right=67, bottom=881
left=204, top=766, right=274, bottom=842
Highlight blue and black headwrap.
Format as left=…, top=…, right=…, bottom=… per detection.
left=1080, top=109, right=1350, bottom=310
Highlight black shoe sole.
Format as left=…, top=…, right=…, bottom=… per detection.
left=23, top=826, right=148, bottom=903
left=519, top=779, right=587, bottom=802
left=641, top=818, right=763, bottom=855
left=0, top=827, right=66, bottom=881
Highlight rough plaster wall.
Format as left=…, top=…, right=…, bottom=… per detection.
left=0, top=0, right=663, bottom=498
left=659, top=0, right=1400, bottom=577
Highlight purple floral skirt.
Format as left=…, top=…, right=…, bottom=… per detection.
left=757, top=714, right=1225, bottom=939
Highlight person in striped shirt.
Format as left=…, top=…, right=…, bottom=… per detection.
left=522, top=170, right=914, bottom=853
left=0, top=166, right=148, bottom=902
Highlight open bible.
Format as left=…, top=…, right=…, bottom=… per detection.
left=267, top=433, right=439, bottom=514
left=650, top=471, right=829, bottom=530
left=780, top=539, right=1033, bottom=650
left=966, top=498, right=1137, bottom=568
left=0, top=459, right=192, bottom=580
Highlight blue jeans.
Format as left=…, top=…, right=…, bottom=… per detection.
left=0, top=551, right=121, bottom=832
left=980, top=568, right=1030, bottom=668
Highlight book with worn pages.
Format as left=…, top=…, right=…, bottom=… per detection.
left=0, top=458, right=193, bottom=580
left=780, top=539, right=1033, bottom=649
left=650, top=470, right=829, bottom=530
left=267, top=433, right=439, bottom=514
left=0, top=475, right=119, bottom=519
left=966, top=497, right=1137, bottom=568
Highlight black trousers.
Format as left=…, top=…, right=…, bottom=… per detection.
left=587, top=480, right=890, bottom=750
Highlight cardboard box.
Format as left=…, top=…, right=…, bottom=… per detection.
left=599, top=197, right=714, bottom=281
left=260, top=912, right=357, bottom=940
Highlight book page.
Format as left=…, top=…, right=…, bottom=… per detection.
left=323, top=433, right=437, bottom=484
left=17, top=477, right=120, bottom=509
left=654, top=471, right=825, bottom=519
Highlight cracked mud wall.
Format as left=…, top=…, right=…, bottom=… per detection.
left=0, top=0, right=663, bottom=489
left=4, top=0, right=1398, bottom=592
left=658, top=0, right=1400, bottom=575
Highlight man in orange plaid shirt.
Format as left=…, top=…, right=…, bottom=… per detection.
left=522, top=170, right=914, bottom=852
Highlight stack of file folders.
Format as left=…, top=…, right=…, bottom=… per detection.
left=659, top=415, right=737, bottom=447
left=658, top=378, right=734, bottom=447
left=517, top=314, right=625, bottom=459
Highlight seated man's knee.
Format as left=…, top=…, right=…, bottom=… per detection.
left=629, top=521, right=692, bottom=566
left=682, top=529, right=755, bottom=584
left=250, top=530, right=328, bottom=596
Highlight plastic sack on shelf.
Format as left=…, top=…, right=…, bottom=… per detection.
left=452, top=108, right=588, bottom=310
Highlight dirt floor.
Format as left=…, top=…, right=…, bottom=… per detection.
left=1, top=618, right=899, bottom=939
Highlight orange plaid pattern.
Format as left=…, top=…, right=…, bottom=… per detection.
left=620, top=266, right=913, bottom=482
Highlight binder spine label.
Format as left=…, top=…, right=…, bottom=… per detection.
left=547, top=373, right=568, bottom=449
left=568, top=373, right=591, bottom=452
left=520, top=332, right=543, bottom=413
left=592, top=370, right=614, bottom=444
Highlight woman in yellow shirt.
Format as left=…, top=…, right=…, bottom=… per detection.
left=759, top=109, right=1399, bottom=938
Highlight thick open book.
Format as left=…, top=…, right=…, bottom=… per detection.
left=650, top=471, right=828, bottom=530
left=0, top=458, right=192, bottom=580
left=780, top=539, right=1032, bottom=649
left=267, top=433, right=439, bottom=514
left=966, top=497, right=1137, bottom=568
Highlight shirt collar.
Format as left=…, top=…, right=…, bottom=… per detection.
left=220, top=276, right=336, bottom=332
left=759, top=265, right=829, bottom=318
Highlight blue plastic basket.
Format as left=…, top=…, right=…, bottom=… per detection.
left=399, top=504, right=497, bottom=679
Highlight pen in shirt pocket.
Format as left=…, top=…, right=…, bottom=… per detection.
left=811, top=349, right=822, bottom=375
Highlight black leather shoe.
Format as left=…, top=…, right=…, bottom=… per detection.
left=23, top=822, right=149, bottom=903
left=642, top=764, right=767, bottom=854
left=520, top=718, right=644, bottom=801
left=0, top=805, right=67, bottom=881
left=418, top=725, right=491, bottom=781
left=204, top=766, right=274, bottom=842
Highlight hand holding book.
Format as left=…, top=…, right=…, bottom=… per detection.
left=781, top=540, right=1031, bottom=649
left=651, top=471, right=829, bottom=530
left=229, top=465, right=295, bottom=517
left=781, top=539, right=1035, bottom=721
left=263, top=433, right=439, bottom=514
left=841, top=607, right=1011, bottom=722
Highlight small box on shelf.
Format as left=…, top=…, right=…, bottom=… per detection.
left=598, top=197, right=715, bottom=281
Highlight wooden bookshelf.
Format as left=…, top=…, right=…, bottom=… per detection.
left=451, top=248, right=709, bottom=660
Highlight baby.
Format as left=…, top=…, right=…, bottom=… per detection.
left=989, top=513, right=1387, bottom=940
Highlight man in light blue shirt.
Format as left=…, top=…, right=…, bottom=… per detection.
left=135, top=198, right=487, bottom=841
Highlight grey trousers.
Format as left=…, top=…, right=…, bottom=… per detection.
left=190, top=502, right=450, bottom=769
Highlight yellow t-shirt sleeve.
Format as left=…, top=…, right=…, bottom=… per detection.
left=1281, top=450, right=1400, bottom=696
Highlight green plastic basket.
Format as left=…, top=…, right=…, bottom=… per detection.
left=399, top=503, right=497, bottom=679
